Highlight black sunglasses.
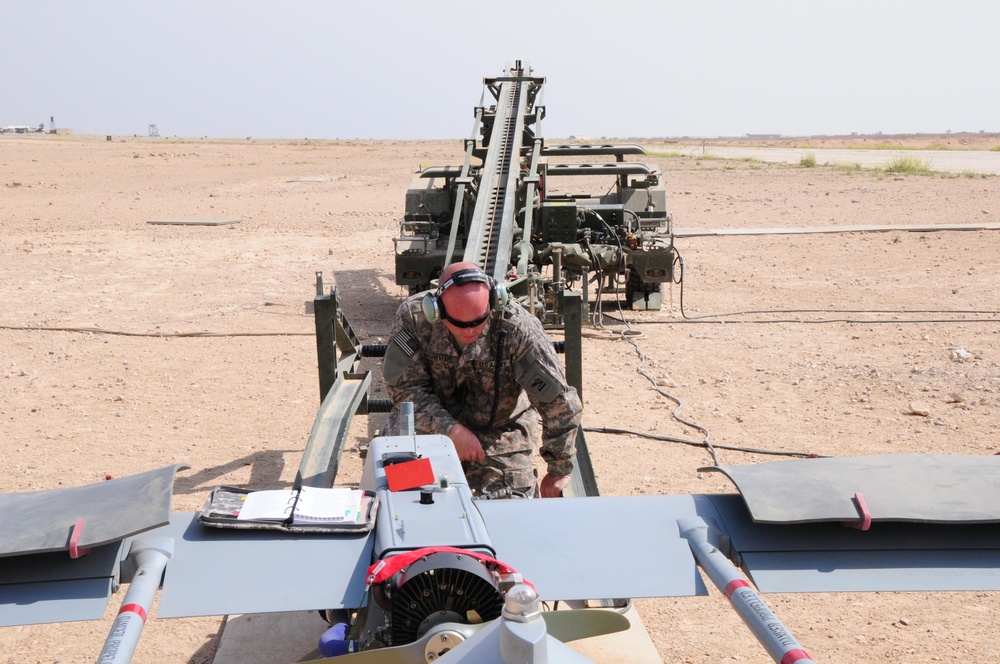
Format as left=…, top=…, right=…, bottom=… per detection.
left=440, top=303, right=491, bottom=329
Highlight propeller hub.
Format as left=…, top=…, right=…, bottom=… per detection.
left=423, top=628, right=465, bottom=662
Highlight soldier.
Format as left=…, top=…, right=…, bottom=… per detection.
left=382, top=262, right=582, bottom=498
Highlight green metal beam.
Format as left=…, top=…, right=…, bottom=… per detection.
left=300, top=276, right=371, bottom=488
left=295, top=370, right=371, bottom=489
left=562, top=292, right=599, bottom=498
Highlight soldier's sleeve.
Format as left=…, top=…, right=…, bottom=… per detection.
left=382, top=299, right=459, bottom=436
left=509, top=311, right=582, bottom=477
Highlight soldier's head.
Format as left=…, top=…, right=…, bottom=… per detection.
left=437, top=262, right=493, bottom=345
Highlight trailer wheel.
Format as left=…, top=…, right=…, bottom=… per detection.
left=408, top=283, right=430, bottom=296
left=625, top=267, right=662, bottom=310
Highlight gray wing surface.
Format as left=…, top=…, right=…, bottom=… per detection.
left=706, top=454, right=1000, bottom=524
left=155, top=513, right=374, bottom=618
left=0, top=463, right=187, bottom=556
left=0, top=464, right=186, bottom=627
left=475, top=494, right=713, bottom=601
left=707, top=484, right=1000, bottom=594
left=0, top=542, right=123, bottom=626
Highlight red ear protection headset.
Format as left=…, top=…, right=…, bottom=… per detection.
left=421, top=268, right=509, bottom=326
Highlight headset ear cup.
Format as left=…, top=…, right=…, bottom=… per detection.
left=421, top=294, right=441, bottom=324
left=492, top=281, right=509, bottom=311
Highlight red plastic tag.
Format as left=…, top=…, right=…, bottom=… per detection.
left=385, top=457, right=435, bottom=491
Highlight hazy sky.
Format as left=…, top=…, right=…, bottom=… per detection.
left=3, top=1, right=998, bottom=140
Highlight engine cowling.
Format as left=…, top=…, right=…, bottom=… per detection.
left=361, top=549, right=507, bottom=649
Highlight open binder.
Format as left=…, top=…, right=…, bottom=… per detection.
left=198, top=485, right=377, bottom=534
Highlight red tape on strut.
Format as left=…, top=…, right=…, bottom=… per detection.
left=781, top=648, right=812, bottom=664
left=723, top=579, right=750, bottom=599
left=723, top=580, right=811, bottom=663
left=119, top=603, right=148, bottom=623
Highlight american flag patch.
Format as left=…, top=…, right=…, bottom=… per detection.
left=393, top=329, right=418, bottom=357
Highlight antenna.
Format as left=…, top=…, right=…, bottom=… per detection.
left=400, top=401, right=417, bottom=453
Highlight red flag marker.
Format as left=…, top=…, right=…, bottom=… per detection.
left=384, top=457, right=435, bottom=491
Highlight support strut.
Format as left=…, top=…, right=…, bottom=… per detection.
left=96, top=537, right=174, bottom=664
left=678, top=518, right=817, bottom=664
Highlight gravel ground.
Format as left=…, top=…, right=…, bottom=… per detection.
left=2, top=133, right=999, bottom=662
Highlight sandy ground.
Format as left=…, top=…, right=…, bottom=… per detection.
left=2, top=133, right=1000, bottom=663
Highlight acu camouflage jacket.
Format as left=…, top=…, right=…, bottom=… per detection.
left=382, top=294, right=582, bottom=477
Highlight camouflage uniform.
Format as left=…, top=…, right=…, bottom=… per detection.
left=382, top=294, right=582, bottom=497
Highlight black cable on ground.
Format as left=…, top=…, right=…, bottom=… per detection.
left=666, top=245, right=1000, bottom=324
left=586, top=257, right=720, bottom=466
left=600, top=314, right=1000, bottom=325
left=0, top=325, right=312, bottom=337
left=583, top=426, right=823, bottom=460
left=620, top=331, right=720, bottom=466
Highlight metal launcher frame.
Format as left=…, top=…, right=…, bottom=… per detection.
left=393, top=61, right=676, bottom=324
left=310, top=272, right=598, bottom=499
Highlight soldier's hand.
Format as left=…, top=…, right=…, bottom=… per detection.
left=447, top=422, right=485, bottom=462
left=540, top=473, right=571, bottom=498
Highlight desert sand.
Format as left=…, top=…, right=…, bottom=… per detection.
left=2, top=132, right=1000, bottom=662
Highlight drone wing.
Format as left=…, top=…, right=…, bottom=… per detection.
left=0, top=464, right=186, bottom=627
left=476, top=494, right=711, bottom=601
left=705, top=454, right=1000, bottom=593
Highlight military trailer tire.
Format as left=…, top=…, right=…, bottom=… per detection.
left=625, top=266, right=663, bottom=311
left=408, top=283, right=430, bottom=296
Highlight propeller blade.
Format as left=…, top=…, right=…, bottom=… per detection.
left=542, top=609, right=631, bottom=643
left=304, top=611, right=628, bottom=662
left=304, top=622, right=487, bottom=664
left=305, top=643, right=420, bottom=664
left=295, top=648, right=322, bottom=662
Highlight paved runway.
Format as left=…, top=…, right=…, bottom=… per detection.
left=672, top=144, right=1000, bottom=174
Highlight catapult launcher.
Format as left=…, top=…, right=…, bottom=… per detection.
left=394, top=60, right=675, bottom=323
